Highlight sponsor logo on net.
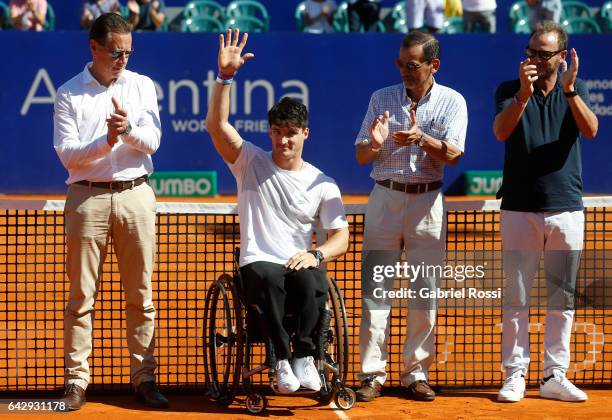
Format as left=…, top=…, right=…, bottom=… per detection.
left=371, top=262, right=502, bottom=300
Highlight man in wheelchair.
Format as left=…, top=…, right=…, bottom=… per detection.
left=205, top=28, right=350, bottom=394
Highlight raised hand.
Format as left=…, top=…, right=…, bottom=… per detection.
left=518, top=58, right=537, bottom=101
left=560, top=48, right=579, bottom=92
left=369, top=111, right=389, bottom=150
left=218, top=28, right=254, bottom=78
left=391, top=109, right=421, bottom=146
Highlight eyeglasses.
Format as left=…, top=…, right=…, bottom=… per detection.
left=106, top=48, right=134, bottom=60
left=525, top=47, right=564, bottom=61
left=395, top=59, right=430, bottom=71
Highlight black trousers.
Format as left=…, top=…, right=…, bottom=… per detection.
left=240, top=261, right=329, bottom=360
left=348, top=0, right=381, bottom=32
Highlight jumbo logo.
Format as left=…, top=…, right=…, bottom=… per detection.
left=149, top=171, right=217, bottom=197
left=464, top=171, right=503, bottom=196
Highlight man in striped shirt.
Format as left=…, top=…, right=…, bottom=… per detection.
left=354, top=31, right=468, bottom=402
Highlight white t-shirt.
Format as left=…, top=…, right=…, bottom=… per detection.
left=462, top=0, right=496, bottom=12
left=228, top=141, right=348, bottom=267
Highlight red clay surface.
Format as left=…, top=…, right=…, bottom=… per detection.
left=2, top=389, right=612, bottom=419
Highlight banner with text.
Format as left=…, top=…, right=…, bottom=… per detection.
left=2, top=32, right=611, bottom=195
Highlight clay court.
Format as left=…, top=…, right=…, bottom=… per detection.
left=0, top=194, right=610, bottom=418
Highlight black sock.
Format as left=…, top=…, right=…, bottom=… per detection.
left=541, top=374, right=554, bottom=385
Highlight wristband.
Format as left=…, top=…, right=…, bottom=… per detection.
left=564, top=90, right=578, bottom=98
left=216, top=76, right=234, bottom=85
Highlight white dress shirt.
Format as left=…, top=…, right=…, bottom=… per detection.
left=53, top=63, right=161, bottom=184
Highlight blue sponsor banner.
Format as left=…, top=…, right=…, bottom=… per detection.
left=2, top=32, right=611, bottom=195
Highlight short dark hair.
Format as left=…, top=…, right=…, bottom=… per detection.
left=89, top=13, right=132, bottom=44
left=529, top=21, right=568, bottom=51
left=401, top=31, right=440, bottom=62
left=268, top=97, right=308, bottom=129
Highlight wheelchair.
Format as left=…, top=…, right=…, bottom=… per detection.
left=203, top=251, right=356, bottom=414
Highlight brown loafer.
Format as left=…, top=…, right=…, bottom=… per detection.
left=62, top=383, right=86, bottom=411
left=405, top=380, right=435, bottom=401
left=135, top=381, right=169, bottom=409
left=356, top=378, right=382, bottom=402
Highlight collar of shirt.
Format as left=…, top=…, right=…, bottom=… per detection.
left=533, top=72, right=563, bottom=97
left=81, top=62, right=128, bottom=88
left=402, top=77, right=438, bottom=107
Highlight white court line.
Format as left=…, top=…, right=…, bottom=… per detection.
left=329, top=400, right=352, bottom=420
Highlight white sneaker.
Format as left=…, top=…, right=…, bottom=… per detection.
left=497, top=372, right=526, bottom=402
left=540, top=371, right=588, bottom=402
left=276, top=359, right=300, bottom=393
left=291, top=356, right=322, bottom=391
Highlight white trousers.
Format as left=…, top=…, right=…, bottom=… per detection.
left=359, top=184, right=444, bottom=386
left=500, top=210, right=584, bottom=378
left=406, top=0, right=445, bottom=30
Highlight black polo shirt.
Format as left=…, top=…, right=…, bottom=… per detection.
left=494, top=76, right=591, bottom=212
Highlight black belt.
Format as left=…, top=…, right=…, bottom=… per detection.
left=376, top=179, right=442, bottom=194
left=74, top=175, right=148, bottom=191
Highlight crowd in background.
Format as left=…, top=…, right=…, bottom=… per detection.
left=0, top=0, right=609, bottom=34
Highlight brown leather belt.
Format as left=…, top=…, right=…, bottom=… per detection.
left=74, top=175, right=148, bottom=191
left=376, top=179, right=442, bottom=194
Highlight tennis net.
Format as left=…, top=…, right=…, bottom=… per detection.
left=0, top=197, right=610, bottom=391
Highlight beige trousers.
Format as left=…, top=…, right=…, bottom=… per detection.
left=63, top=182, right=157, bottom=390
left=359, top=184, right=444, bottom=387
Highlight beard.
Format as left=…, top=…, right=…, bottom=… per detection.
left=537, top=63, right=557, bottom=79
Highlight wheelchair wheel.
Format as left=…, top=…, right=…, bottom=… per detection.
left=327, top=278, right=349, bottom=381
left=204, top=273, right=244, bottom=406
left=320, top=277, right=350, bottom=393
left=245, top=392, right=267, bottom=415
left=335, top=386, right=356, bottom=410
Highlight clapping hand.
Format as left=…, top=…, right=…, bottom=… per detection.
left=560, top=48, right=579, bottom=92
left=106, top=97, right=129, bottom=146
left=391, top=109, right=422, bottom=146
left=369, top=111, right=389, bottom=151
left=517, top=58, right=538, bottom=102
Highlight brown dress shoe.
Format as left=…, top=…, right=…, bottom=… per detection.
left=355, top=378, right=382, bottom=402
left=135, top=381, right=169, bottom=408
left=406, top=380, right=435, bottom=401
left=62, top=383, right=86, bottom=411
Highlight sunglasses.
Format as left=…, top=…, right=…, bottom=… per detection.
left=525, top=47, right=564, bottom=61
left=106, top=47, right=134, bottom=60
left=395, top=59, right=431, bottom=71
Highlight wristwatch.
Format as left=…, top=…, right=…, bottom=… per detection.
left=417, top=130, right=426, bottom=147
left=123, top=121, right=132, bottom=136
left=564, top=90, right=578, bottom=98
left=307, top=249, right=324, bottom=266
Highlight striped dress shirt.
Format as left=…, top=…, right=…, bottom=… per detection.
left=355, top=80, right=468, bottom=184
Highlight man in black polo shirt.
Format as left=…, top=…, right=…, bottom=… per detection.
left=493, top=21, right=598, bottom=403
